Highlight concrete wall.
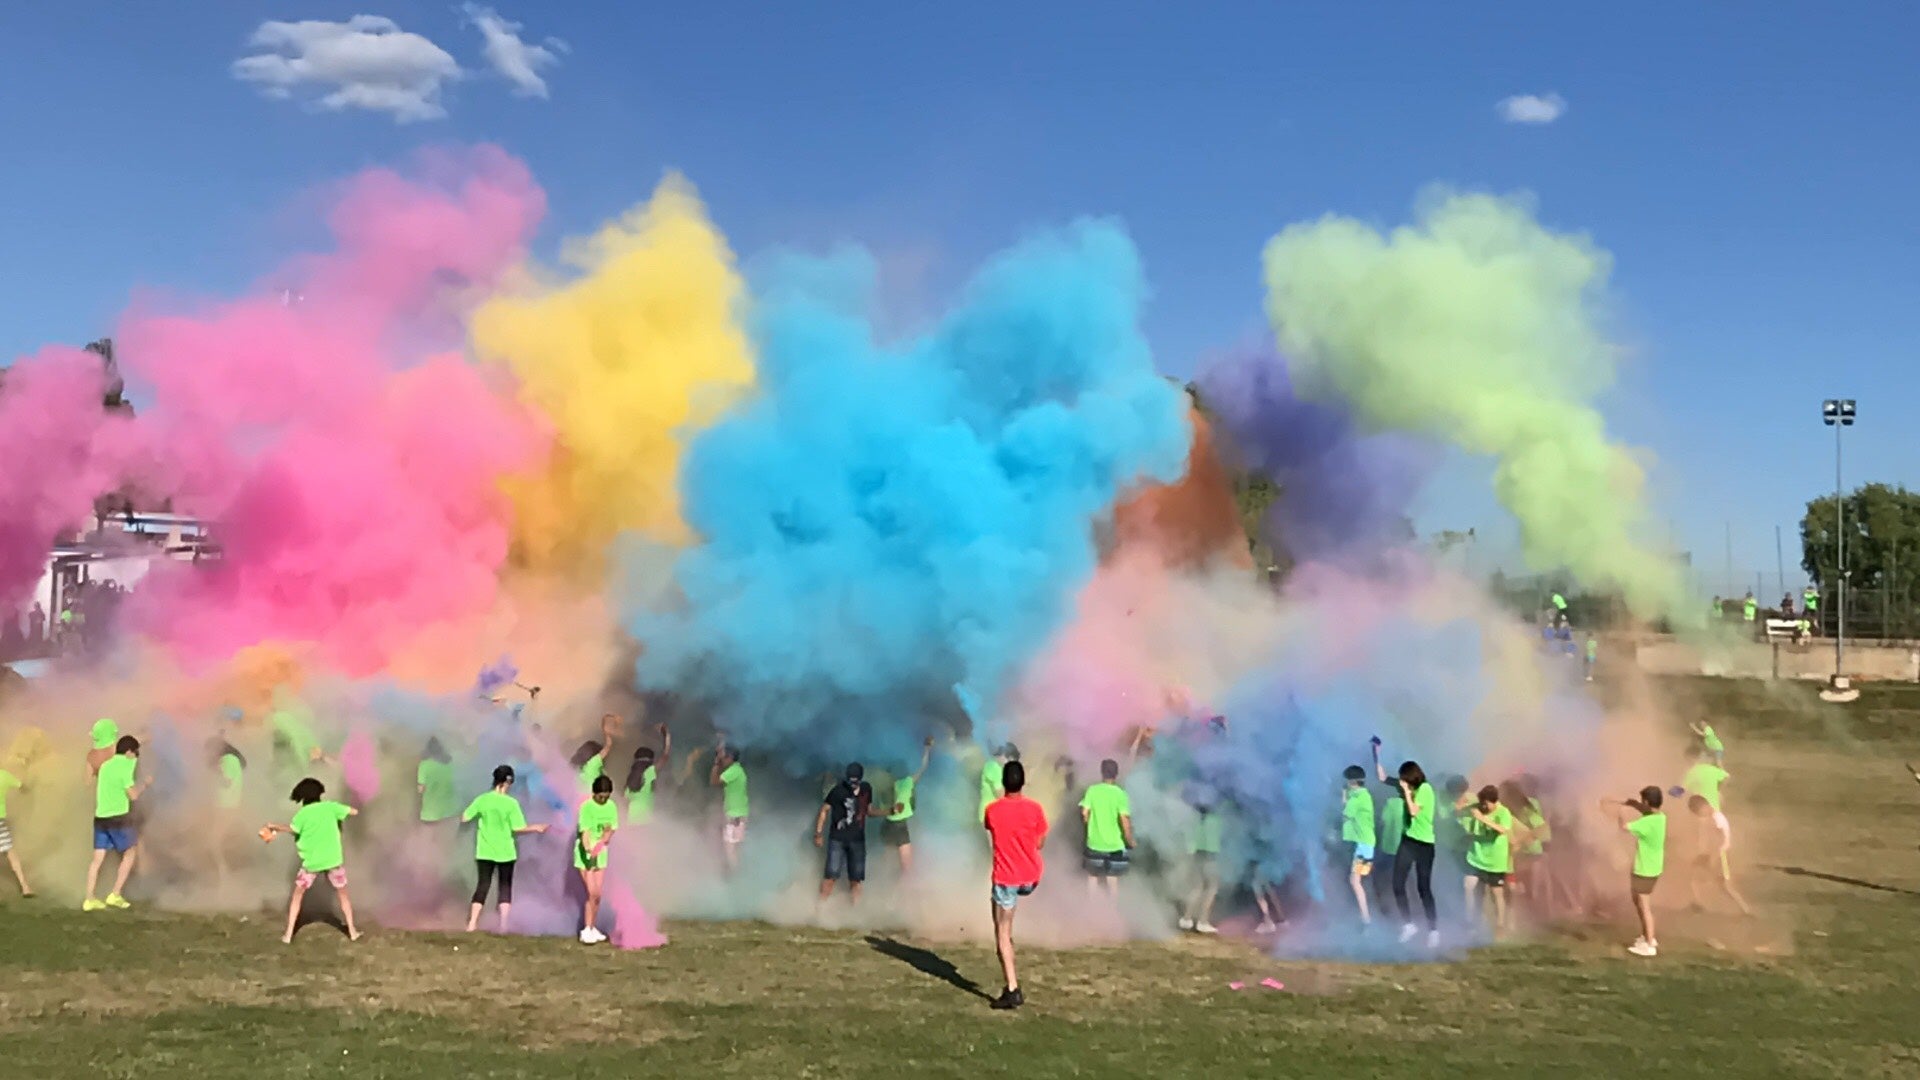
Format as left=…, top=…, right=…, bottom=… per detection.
left=1633, top=635, right=1920, bottom=682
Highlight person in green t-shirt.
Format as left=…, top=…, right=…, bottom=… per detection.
left=1179, top=799, right=1226, bottom=933
left=1455, top=784, right=1516, bottom=934
left=575, top=775, right=621, bottom=944
left=1502, top=778, right=1550, bottom=917
left=623, top=724, right=671, bottom=827
left=0, top=756, right=34, bottom=897
left=416, top=737, right=456, bottom=826
left=1079, top=759, right=1134, bottom=896
left=462, top=765, right=548, bottom=933
left=1689, top=721, right=1726, bottom=766
left=1604, top=786, right=1668, bottom=957
left=882, top=736, right=935, bottom=874
left=206, top=737, right=247, bottom=891
left=979, top=744, right=1016, bottom=824
left=1376, top=747, right=1440, bottom=946
left=263, top=777, right=361, bottom=944
left=1680, top=748, right=1730, bottom=811
left=84, top=735, right=147, bottom=912
left=1340, top=766, right=1377, bottom=926
left=711, top=741, right=750, bottom=872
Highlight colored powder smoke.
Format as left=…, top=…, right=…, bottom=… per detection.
left=1262, top=192, right=1685, bottom=615
left=471, top=174, right=757, bottom=575
left=117, top=146, right=547, bottom=675
left=632, top=222, right=1192, bottom=769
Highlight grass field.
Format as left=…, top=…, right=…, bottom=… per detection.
left=4, top=677, right=1920, bottom=1079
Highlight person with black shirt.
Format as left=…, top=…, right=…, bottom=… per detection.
left=815, top=762, right=873, bottom=904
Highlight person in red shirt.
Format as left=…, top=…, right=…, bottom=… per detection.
left=982, top=760, right=1048, bottom=1010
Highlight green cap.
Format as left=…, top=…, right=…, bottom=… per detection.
left=91, top=718, right=120, bottom=750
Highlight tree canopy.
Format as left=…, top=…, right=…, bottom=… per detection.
left=1801, top=482, right=1920, bottom=601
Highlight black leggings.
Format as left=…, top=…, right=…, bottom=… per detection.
left=1392, top=838, right=1437, bottom=928
left=473, top=859, right=516, bottom=905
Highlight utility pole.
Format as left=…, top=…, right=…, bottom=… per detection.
left=1822, top=399, right=1857, bottom=678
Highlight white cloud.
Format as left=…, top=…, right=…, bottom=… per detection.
left=233, top=15, right=461, bottom=123
left=1496, top=93, right=1567, bottom=125
left=463, top=5, right=566, bottom=99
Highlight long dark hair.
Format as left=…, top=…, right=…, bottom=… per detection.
left=210, top=738, right=246, bottom=769
left=625, top=746, right=656, bottom=793
left=569, top=741, right=604, bottom=769
left=423, top=737, right=450, bottom=763
left=1397, top=760, right=1427, bottom=788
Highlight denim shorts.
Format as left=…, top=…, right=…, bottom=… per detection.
left=991, top=882, right=1038, bottom=909
left=823, top=838, right=866, bottom=882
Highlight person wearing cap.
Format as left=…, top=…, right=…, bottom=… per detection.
left=86, top=719, right=121, bottom=777
left=816, top=762, right=874, bottom=904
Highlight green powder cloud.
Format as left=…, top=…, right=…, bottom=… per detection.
left=1262, top=190, right=1684, bottom=618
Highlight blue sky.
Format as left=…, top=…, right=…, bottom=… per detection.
left=3, top=3, right=1916, bottom=594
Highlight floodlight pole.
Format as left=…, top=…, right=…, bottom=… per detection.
left=1823, top=399, right=1856, bottom=679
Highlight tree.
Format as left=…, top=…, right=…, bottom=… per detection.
left=1800, top=483, right=1920, bottom=611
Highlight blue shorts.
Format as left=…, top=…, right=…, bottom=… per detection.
left=823, top=838, right=867, bottom=883
left=992, top=882, right=1038, bottom=909
left=93, top=820, right=136, bottom=853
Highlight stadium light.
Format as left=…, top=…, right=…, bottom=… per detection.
left=1821, top=398, right=1857, bottom=680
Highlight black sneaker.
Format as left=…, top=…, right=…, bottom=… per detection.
left=990, top=987, right=1025, bottom=1010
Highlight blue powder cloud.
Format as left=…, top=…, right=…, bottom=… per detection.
left=631, top=221, right=1190, bottom=772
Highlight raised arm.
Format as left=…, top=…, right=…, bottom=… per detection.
left=912, top=736, right=934, bottom=783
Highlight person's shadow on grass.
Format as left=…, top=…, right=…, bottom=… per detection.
left=865, top=935, right=991, bottom=999
left=1764, top=864, right=1920, bottom=897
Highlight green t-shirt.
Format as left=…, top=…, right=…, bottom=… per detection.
left=1699, top=725, right=1725, bottom=753
left=1402, top=783, right=1437, bottom=844
left=1378, top=793, right=1406, bottom=855
left=463, top=790, right=527, bottom=863
left=575, top=797, right=620, bottom=869
left=1627, top=812, right=1667, bottom=878
left=218, top=753, right=244, bottom=810
left=289, top=800, right=352, bottom=873
left=1466, top=803, right=1514, bottom=874
left=95, top=754, right=137, bottom=819
left=1080, top=781, right=1131, bottom=854
left=1683, top=762, right=1729, bottom=810
left=978, top=760, right=1003, bottom=822
left=579, top=753, right=606, bottom=791
left=1585, top=639, right=1598, bottom=661
left=1521, top=798, right=1549, bottom=856
left=720, top=761, right=749, bottom=819
left=627, top=765, right=657, bottom=824
left=1191, top=810, right=1224, bottom=855
left=1341, top=786, right=1375, bottom=845
left=417, top=759, right=456, bottom=822
left=888, top=775, right=916, bottom=822
left=0, top=768, right=20, bottom=818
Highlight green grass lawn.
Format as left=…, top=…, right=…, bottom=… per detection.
left=4, top=678, right=1920, bottom=1079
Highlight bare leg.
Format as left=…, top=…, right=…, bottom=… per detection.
left=7, top=850, right=31, bottom=896
left=84, top=849, right=106, bottom=901
left=817, top=877, right=835, bottom=903
left=582, top=870, right=602, bottom=932
left=1491, top=885, right=1510, bottom=933
left=337, top=884, right=361, bottom=941
left=111, top=847, right=137, bottom=895
left=849, top=880, right=863, bottom=904
left=897, top=843, right=914, bottom=875
left=1349, top=871, right=1370, bottom=924
left=992, top=901, right=1018, bottom=991
left=466, top=902, right=483, bottom=932
left=1633, top=893, right=1656, bottom=945
left=498, top=902, right=512, bottom=932
left=283, top=881, right=309, bottom=943
left=1720, top=874, right=1754, bottom=916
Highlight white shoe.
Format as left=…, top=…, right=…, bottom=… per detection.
left=1195, top=922, right=1219, bottom=935
left=1256, top=920, right=1279, bottom=934
left=1177, top=917, right=1195, bottom=931
left=1628, top=940, right=1657, bottom=957
left=1426, top=930, right=1441, bottom=949
left=579, top=928, right=604, bottom=945
left=1398, top=923, right=1418, bottom=943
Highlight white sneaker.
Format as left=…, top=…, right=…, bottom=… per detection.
left=1398, top=923, right=1418, bottom=943
left=1426, top=930, right=1441, bottom=949
left=1195, top=922, right=1219, bottom=935
left=1177, top=917, right=1195, bottom=931
left=579, top=928, right=603, bottom=945
left=1256, top=920, right=1280, bottom=934
left=1628, top=940, right=1658, bottom=957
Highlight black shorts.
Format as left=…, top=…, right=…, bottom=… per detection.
left=824, top=838, right=867, bottom=882
left=1631, top=874, right=1659, bottom=896
left=1084, top=847, right=1130, bottom=878
left=1473, top=868, right=1508, bottom=887
left=880, top=818, right=911, bottom=847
